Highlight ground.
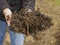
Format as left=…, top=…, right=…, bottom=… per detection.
left=4, top=0, right=60, bottom=45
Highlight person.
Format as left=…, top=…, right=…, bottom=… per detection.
left=0, top=0, right=35, bottom=45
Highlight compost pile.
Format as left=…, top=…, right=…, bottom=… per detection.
left=10, top=9, right=53, bottom=35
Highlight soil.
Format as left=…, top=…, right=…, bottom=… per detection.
left=10, top=9, right=53, bottom=35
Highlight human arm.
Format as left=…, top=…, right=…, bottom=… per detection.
left=0, top=0, right=12, bottom=26
left=23, top=0, right=35, bottom=12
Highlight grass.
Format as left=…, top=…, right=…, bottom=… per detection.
left=55, top=0, right=60, bottom=6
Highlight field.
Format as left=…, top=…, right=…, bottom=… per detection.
left=4, top=0, right=60, bottom=45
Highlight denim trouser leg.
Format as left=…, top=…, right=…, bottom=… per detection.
left=0, top=20, right=24, bottom=45
left=0, top=20, right=6, bottom=45
left=9, top=31, right=24, bottom=45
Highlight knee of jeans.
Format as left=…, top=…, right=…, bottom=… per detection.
left=9, top=30, right=25, bottom=37
left=10, top=31, right=24, bottom=45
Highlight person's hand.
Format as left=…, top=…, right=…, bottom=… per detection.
left=3, top=8, right=12, bottom=26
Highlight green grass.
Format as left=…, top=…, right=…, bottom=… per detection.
left=55, top=0, right=60, bottom=6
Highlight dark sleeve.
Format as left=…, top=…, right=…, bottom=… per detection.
left=23, top=0, right=35, bottom=10
left=0, top=0, right=10, bottom=12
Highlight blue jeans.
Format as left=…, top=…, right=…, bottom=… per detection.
left=0, top=20, right=24, bottom=45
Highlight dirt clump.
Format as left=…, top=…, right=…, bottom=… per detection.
left=10, top=9, right=53, bottom=35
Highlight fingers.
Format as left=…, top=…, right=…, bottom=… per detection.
left=27, top=9, right=32, bottom=13
left=3, top=8, right=12, bottom=26
left=5, top=15, right=11, bottom=26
